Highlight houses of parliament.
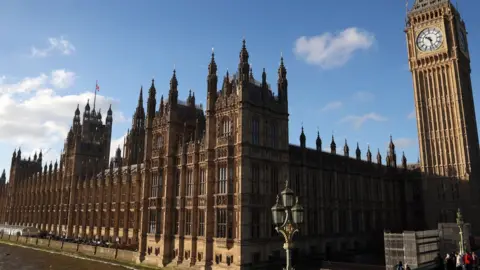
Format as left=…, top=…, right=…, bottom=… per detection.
left=0, top=0, right=478, bottom=268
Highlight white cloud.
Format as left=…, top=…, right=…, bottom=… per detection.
left=408, top=110, right=416, bottom=119
left=31, top=36, right=76, bottom=58
left=390, top=138, right=417, bottom=149
left=340, top=112, right=387, bottom=129
left=50, top=70, right=76, bottom=89
left=0, top=74, right=49, bottom=94
left=322, top=101, right=343, bottom=111
left=0, top=71, right=128, bottom=168
left=293, top=27, right=375, bottom=69
left=353, top=91, right=375, bottom=102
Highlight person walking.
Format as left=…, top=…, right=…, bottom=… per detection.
left=472, top=252, right=478, bottom=270
left=446, top=253, right=456, bottom=270
left=395, top=261, right=404, bottom=270
left=464, top=252, right=473, bottom=270
left=456, top=252, right=464, bottom=270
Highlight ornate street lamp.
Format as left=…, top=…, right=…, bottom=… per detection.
left=271, top=180, right=304, bottom=270
left=456, top=208, right=466, bottom=254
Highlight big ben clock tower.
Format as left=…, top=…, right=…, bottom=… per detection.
left=406, top=0, right=480, bottom=228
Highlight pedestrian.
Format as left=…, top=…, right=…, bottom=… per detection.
left=405, top=263, right=411, bottom=270
left=464, top=252, right=473, bottom=270
left=456, top=252, right=464, bottom=270
left=395, top=261, right=404, bottom=270
left=472, top=252, right=478, bottom=270
left=446, top=253, right=456, bottom=270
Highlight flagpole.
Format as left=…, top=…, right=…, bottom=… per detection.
left=93, top=80, right=97, bottom=111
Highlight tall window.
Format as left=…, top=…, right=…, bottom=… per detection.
left=294, top=172, right=301, bottom=195
left=148, top=209, right=156, bottom=233
left=229, top=166, right=234, bottom=193
left=175, top=170, right=180, bottom=197
left=157, top=135, right=164, bottom=149
left=251, top=209, right=260, bottom=238
left=174, top=210, right=179, bottom=235
left=130, top=183, right=136, bottom=202
left=252, top=164, right=260, bottom=194
left=222, top=119, right=232, bottom=136
left=121, top=186, right=127, bottom=202
left=271, top=123, right=277, bottom=148
left=150, top=174, right=159, bottom=198
left=325, top=209, right=333, bottom=234
left=218, top=166, right=227, bottom=194
left=186, top=170, right=194, bottom=196
left=198, top=210, right=205, bottom=236
left=339, top=210, right=347, bottom=233
left=199, top=169, right=206, bottom=195
left=158, top=169, right=163, bottom=198
left=119, top=214, right=124, bottom=228
left=271, top=167, right=278, bottom=194
left=216, top=209, right=227, bottom=238
left=185, top=210, right=192, bottom=235
left=128, top=211, right=135, bottom=228
left=252, top=118, right=260, bottom=145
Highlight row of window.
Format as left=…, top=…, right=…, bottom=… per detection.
left=149, top=167, right=234, bottom=198
left=148, top=209, right=232, bottom=238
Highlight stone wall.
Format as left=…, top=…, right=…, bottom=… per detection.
left=0, top=232, right=137, bottom=266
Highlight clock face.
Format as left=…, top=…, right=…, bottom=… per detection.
left=416, top=27, right=444, bottom=52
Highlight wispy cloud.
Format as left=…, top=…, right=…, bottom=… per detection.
left=293, top=27, right=375, bottom=69
left=408, top=110, right=415, bottom=119
left=340, top=112, right=387, bottom=129
left=321, top=101, right=343, bottom=111
left=31, top=36, right=76, bottom=58
left=353, top=91, right=375, bottom=102
left=390, top=137, right=417, bottom=149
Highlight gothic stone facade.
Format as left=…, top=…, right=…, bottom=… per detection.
left=0, top=41, right=424, bottom=269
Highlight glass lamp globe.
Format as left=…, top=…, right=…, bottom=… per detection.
left=281, top=180, right=295, bottom=208
left=291, top=197, right=304, bottom=225
left=271, top=195, right=286, bottom=226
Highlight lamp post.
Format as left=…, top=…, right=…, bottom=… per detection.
left=456, top=208, right=465, bottom=254
left=271, top=180, right=304, bottom=270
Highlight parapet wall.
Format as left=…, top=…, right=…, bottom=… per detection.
left=0, top=233, right=137, bottom=266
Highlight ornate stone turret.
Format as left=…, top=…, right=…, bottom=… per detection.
left=207, top=50, right=218, bottom=112
left=355, top=142, right=361, bottom=160
left=366, top=144, right=372, bottom=163
left=330, top=135, right=336, bottom=154
left=402, top=152, right=407, bottom=169
left=238, top=38, right=250, bottom=83
left=147, top=79, right=156, bottom=120
left=343, top=139, right=349, bottom=157
left=277, top=54, right=288, bottom=103
left=377, top=149, right=382, bottom=165
left=388, top=135, right=397, bottom=168
left=300, top=127, right=306, bottom=148
left=168, top=70, right=178, bottom=107
left=316, top=131, right=322, bottom=151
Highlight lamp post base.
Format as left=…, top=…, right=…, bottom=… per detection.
left=283, top=243, right=294, bottom=270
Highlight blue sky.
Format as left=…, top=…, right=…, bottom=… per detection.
left=0, top=0, right=479, bottom=179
